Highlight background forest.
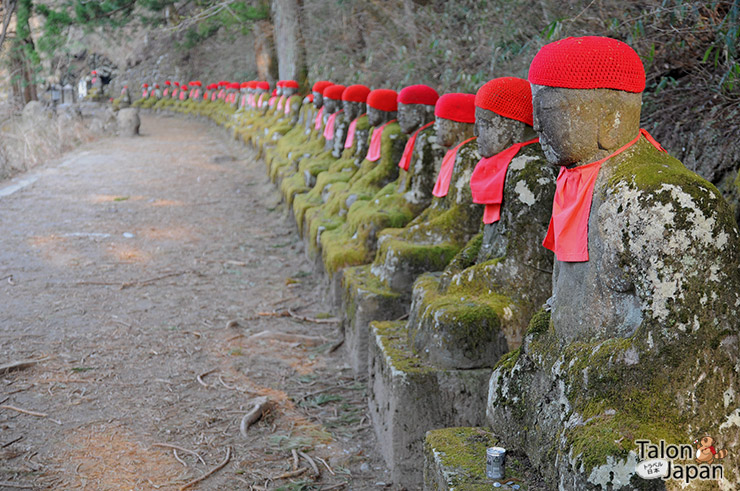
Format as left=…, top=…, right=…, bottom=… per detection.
left=1, top=0, right=739, bottom=219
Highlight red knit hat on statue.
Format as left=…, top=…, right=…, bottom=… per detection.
left=323, top=84, right=347, bottom=101
left=312, top=81, right=334, bottom=95
left=398, top=84, right=439, bottom=106
left=283, top=80, right=299, bottom=89
left=276, top=80, right=284, bottom=88
left=165, top=80, right=171, bottom=86
left=272, top=89, right=278, bottom=96
left=435, top=93, right=476, bottom=123
left=367, top=89, right=398, bottom=112
left=475, top=77, right=533, bottom=126
left=257, top=81, right=270, bottom=91
left=528, top=36, right=645, bottom=93
left=342, top=84, right=371, bottom=103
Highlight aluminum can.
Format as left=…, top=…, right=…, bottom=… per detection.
left=486, top=446, right=506, bottom=479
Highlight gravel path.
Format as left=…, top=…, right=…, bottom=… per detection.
left=0, top=113, right=390, bottom=490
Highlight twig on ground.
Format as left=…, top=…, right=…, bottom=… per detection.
left=316, top=456, right=335, bottom=476
left=173, top=449, right=188, bottom=467
left=240, top=396, right=271, bottom=436
left=150, top=443, right=206, bottom=465
left=179, top=445, right=231, bottom=491
left=197, top=368, right=218, bottom=388
left=321, top=483, right=348, bottom=490
left=121, top=271, right=194, bottom=289
left=273, top=467, right=307, bottom=480
left=225, top=333, right=244, bottom=342
left=0, top=357, right=49, bottom=374
left=291, top=448, right=299, bottom=471
left=1, top=435, right=23, bottom=448
left=297, top=450, right=320, bottom=478
left=270, top=295, right=298, bottom=307
left=328, top=338, right=344, bottom=354
left=0, top=404, right=61, bottom=424
left=394, top=312, right=409, bottom=322
left=287, top=309, right=339, bottom=324
left=219, top=375, right=235, bottom=390
left=225, top=319, right=240, bottom=329
left=246, top=330, right=328, bottom=347
left=0, top=482, right=34, bottom=489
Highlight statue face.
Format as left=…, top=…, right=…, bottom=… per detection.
left=283, top=87, right=297, bottom=97
left=531, top=84, right=642, bottom=167
left=398, top=102, right=422, bottom=135
left=277, top=87, right=283, bottom=96
left=474, top=107, right=525, bottom=158
left=313, top=91, right=324, bottom=109
left=343, top=101, right=364, bottom=122
left=435, top=117, right=473, bottom=148
left=367, top=107, right=383, bottom=126
left=324, top=98, right=338, bottom=114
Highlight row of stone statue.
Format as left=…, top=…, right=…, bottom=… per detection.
left=129, top=36, right=740, bottom=490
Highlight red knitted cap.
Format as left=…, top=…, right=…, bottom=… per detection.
left=272, top=89, right=278, bottom=96
left=312, top=81, right=334, bottom=95
left=257, top=81, right=270, bottom=91
left=143, top=83, right=149, bottom=87
left=283, top=80, right=299, bottom=89
left=323, top=84, right=347, bottom=101
left=230, top=82, right=241, bottom=90
left=306, top=94, right=314, bottom=103
left=277, top=80, right=285, bottom=87
left=367, top=89, right=398, bottom=112
left=342, top=84, right=371, bottom=103
left=475, top=77, right=533, bottom=126
left=528, top=36, right=645, bottom=93
left=165, top=80, right=171, bottom=85
left=435, top=93, right=476, bottom=123
left=173, top=82, right=180, bottom=86
left=240, top=82, right=249, bottom=89
left=398, top=84, right=439, bottom=106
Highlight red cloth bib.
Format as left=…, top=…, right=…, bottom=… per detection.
left=399, top=122, right=434, bottom=171
left=543, top=129, right=665, bottom=262
left=344, top=114, right=366, bottom=149
left=314, top=106, right=325, bottom=131
left=268, top=96, right=277, bottom=108
left=163, top=89, right=169, bottom=97
left=432, top=137, right=477, bottom=197
left=277, top=95, right=286, bottom=110
left=470, top=138, right=539, bottom=224
left=366, top=120, right=397, bottom=162
left=284, top=98, right=292, bottom=115
left=323, top=110, right=344, bottom=140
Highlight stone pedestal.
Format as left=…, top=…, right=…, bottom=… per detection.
left=368, top=321, right=490, bottom=488
left=423, top=427, right=532, bottom=490
left=341, top=265, right=407, bottom=375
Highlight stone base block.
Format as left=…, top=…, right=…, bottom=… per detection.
left=424, top=427, right=535, bottom=490
left=341, top=266, right=409, bottom=376
left=368, top=321, right=491, bottom=489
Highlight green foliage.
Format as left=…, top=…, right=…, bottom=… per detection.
left=178, top=1, right=270, bottom=50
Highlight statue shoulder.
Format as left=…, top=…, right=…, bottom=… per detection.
left=355, top=115, right=371, bottom=132
left=457, top=139, right=480, bottom=162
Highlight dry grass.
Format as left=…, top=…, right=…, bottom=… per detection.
left=0, top=101, right=104, bottom=181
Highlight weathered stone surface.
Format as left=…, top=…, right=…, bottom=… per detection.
left=423, top=427, right=538, bottom=490
left=22, top=101, right=49, bottom=126
left=369, top=321, right=490, bottom=488
left=116, top=108, right=140, bottom=137
left=488, top=85, right=740, bottom=490
left=341, top=265, right=407, bottom=375
left=371, top=139, right=482, bottom=293
left=407, top=142, right=555, bottom=369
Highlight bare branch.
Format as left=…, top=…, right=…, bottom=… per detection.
left=0, top=0, right=18, bottom=52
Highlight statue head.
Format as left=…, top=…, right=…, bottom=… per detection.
left=528, top=36, right=645, bottom=167
left=341, top=84, right=371, bottom=122
left=434, top=93, right=476, bottom=147
left=397, top=85, right=439, bottom=134
left=312, top=81, right=333, bottom=109
left=473, top=77, right=537, bottom=158
left=366, top=89, right=398, bottom=126
left=256, top=81, right=270, bottom=96
left=323, top=85, right=347, bottom=114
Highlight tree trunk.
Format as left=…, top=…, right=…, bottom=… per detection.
left=270, top=0, right=307, bottom=87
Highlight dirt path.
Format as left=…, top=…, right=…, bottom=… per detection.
left=0, top=113, right=390, bottom=490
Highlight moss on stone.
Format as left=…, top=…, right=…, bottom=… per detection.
left=372, top=320, right=436, bottom=375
